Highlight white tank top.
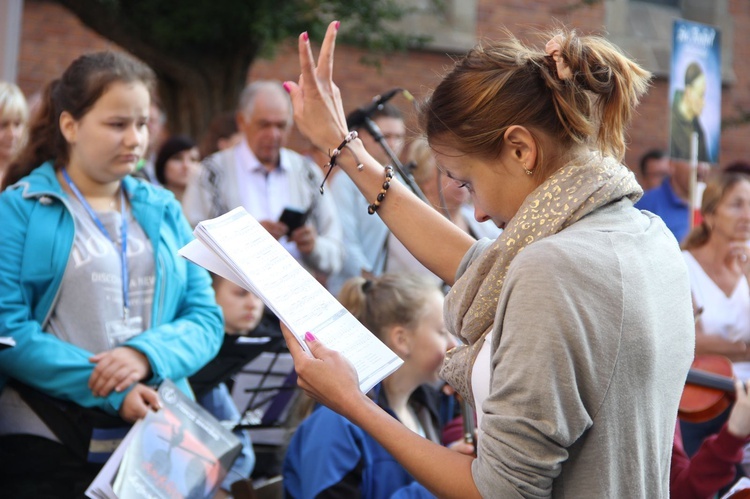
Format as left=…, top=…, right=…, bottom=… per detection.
left=683, top=250, right=750, bottom=380
left=472, top=333, right=492, bottom=438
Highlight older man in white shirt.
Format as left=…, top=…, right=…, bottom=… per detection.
left=184, top=80, right=343, bottom=277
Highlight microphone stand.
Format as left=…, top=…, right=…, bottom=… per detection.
left=362, top=116, right=428, bottom=203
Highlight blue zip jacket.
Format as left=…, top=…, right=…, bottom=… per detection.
left=0, top=162, right=223, bottom=415
left=283, top=385, right=440, bottom=498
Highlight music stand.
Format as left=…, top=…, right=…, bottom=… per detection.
left=229, top=335, right=301, bottom=479
left=189, top=321, right=284, bottom=399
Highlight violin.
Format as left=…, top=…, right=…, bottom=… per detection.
left=679, top=354, right=736, bottom=423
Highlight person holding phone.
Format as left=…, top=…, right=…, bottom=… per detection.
left=183, top=80, right=344, bottom=279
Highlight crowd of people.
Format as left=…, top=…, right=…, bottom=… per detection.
left=1, top=18, right=750, bottom=499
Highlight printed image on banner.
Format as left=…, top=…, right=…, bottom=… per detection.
left=669, top=19, right=721, bottom=165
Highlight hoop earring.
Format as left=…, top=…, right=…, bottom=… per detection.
left=522, top=162, right=533, bottom=176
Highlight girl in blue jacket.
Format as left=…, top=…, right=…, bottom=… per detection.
left=0, top=51, right=223, bottom=497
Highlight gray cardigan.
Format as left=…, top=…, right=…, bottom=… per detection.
left=461, top=198, right=693, bottom=498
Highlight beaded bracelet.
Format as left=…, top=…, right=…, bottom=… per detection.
left=320, top=131, right=359, bottom=194
left=367, top=165, right=394, bottom=215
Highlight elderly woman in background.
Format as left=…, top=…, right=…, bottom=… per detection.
left=0, top=82, right=29, bottom=184
left=680, top=172, right=750, bottom=457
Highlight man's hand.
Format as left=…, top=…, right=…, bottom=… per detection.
left=260, top=220, right=289, bottom=240
left=290, top=225, right=317, bottom=255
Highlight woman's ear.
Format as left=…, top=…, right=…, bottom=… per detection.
left=702, top=212, right=714, bottom=233
left=59, top=111, right=77, bottom=145
left=502, top=125, right=538, bottom=174
left=386, top=325, right=412, bottom=360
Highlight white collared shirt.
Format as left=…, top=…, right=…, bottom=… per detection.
left=234, top=139, right=301, bottom=260
left=234, top=139, right=292, bottom=220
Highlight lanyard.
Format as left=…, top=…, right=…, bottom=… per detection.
left=61, top=168, right=130, bottom=321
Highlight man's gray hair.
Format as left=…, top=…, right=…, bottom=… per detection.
left=237, top=80, right=292, bottom=121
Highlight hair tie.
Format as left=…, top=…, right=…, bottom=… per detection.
left=545, top=35, right=572, bottom=81
left=362, top=279, right=373, bottom=293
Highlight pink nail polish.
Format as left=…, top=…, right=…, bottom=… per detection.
left=302, top=32, right=309, bottom=42
left=305, top=331, right=316, bottom=342
left=282, top=82, right=291, bottom=93
left=335, top=21, right=340, bottom=31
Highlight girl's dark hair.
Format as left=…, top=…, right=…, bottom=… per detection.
left=421, top=28, right=651, bottom=175
left=154, top=135, right=196, bottom=185
left=3, top=51, right=156, bottom=189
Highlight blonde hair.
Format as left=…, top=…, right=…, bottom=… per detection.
left=337, top=273, right=440, bottom=341
left=0, top=82, right=28, bottom=124
left=421, top=28, right=651, bottom=176
left=682, top=172, right=750, bottom=249
left=405, top=136, right=436, bottom=187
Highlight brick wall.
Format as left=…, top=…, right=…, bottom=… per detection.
left=16, top=0, right=750, bottom=169
left=17, top=1, right=121, bottom=98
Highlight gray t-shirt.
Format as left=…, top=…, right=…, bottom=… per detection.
left=47, top=195, right=155, bottom=352
left=0, top=196, right=155, bottom=438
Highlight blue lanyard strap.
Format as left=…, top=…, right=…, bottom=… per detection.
left=61, top=168, right=129, bottom=320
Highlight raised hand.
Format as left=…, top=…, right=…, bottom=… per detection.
left=284, top=21, right=350, bottom=155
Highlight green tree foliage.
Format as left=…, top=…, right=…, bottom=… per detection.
left=53, top=0, right=428, bottom=138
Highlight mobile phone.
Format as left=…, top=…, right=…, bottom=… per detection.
left=279, top=207, right=308, bottom=235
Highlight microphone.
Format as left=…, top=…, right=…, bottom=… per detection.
left=346, top=88, right=403, bottom=130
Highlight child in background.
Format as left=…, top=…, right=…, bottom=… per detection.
left=283, top=273, right=456, bottom=498
left=0, top=51, right=223, bottom=498
left=192, top=274, right=285, bottom=495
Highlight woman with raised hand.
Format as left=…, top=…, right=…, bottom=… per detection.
left=280, top=21, right=695, bottom=498
left=0, top=52, right=223, bottom=497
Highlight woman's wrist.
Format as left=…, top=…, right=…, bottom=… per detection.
left=336, top=138, right=368, bottom=171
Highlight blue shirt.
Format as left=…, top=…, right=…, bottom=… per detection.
left=635, top=178, right=689, bottom=244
